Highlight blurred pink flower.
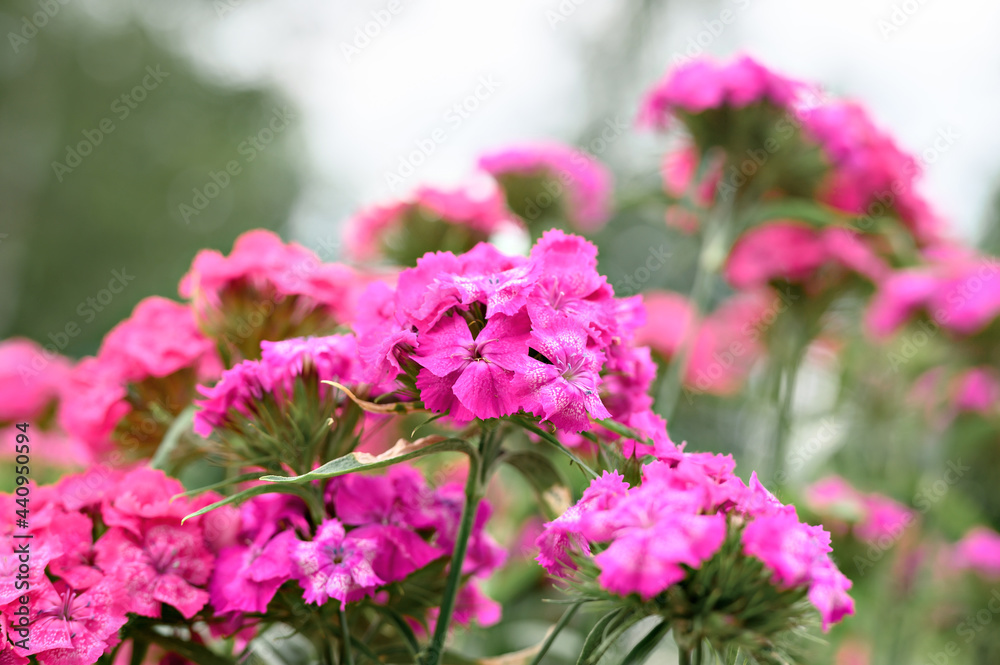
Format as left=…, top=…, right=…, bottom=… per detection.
left=951, top=527, right=1000, bottom=579
left=0, top=339, right=70, bottom=423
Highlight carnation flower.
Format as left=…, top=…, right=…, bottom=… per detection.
left=478, top=142, right=613, bottom=231
left=292, top=519, right=383, bottom=608
left=180, top=230, right=362, bottom=360
left=950, top=527, right=1000, bottom=579
left=362, top=230, right=643, bottom=435
left=801, top=101, right=942, bottom=245
left=0, top=339, right=70, bottom=424
left=537, top=446, right=854, bottom=652
left=345, top=177, right=515, bottom=264
left=638, top=55, right=804, bottom=128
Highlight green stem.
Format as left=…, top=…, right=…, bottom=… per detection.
left=339, top=605, right=355, bottom=665
left=512, top=416, right=599, bottom=480
left=679, top=649, right=692, bottom=665
left=658, top=193, right=736, bottom=421
left=419, top=454, right=483, bottom=665
left=528, top=601, right=582, bottom=665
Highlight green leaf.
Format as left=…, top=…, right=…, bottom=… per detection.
left=132, top=626, right=235, bottom=665
left=170, top=472, right=263, bottom=502
left=501, top=450, right=572, bottom=519
left=150, top=405, right=196, bottom=471
left=181, top=482, right=318, bottom=523
left=260, top=436, right=477, bottom=484
left=619, top=621, right=670, bottom=665
left=323, top=380, right=423, bottom=415
left=576, top=609, right=624, bottom=665
left=510, top=417, right=599, bottom=480
left=741, top=198, right=842, bottom=228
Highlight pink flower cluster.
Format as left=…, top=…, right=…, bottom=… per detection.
left=537, top=448, right=854, bottom=631
left=949, top=527, right=1000, bottom=580
left=193, top=334, right=365, bottom=437
left=638, top=55, right=805, bottom=128
left=345, top=177, right=516, bottom=262
left=180, top=230, right=362, bottom=352
left=0, top=467, right=233, bottom=665
left=0, top=340, right=70, bottom=425
left=477, top=143, right=613, bottom=231
left=212, top=465, right=504, bottom=625
left=801, top=101, right=942, bottom=245
left=866, top=252, right=1000, bottom=339
left=58, top=297, right=221, bottom=455
left=724, top=222, right=888, bottom=291
left=804, top=476, right=915, bottom=544
left=356, top=230, right=656, bottom=434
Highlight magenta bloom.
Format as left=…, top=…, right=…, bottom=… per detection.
left=951, top=527, right=1000, bottom=579
left=95, top=521, right=214, bottom=619
left=345, top=176, right=514, bottom=261
left=802, top=101, right=942, bottom=245
left=100, top=467, right=189, bottom=537
left=293, top=519, right=383, bottom=608
left=520, top=321, right=611, bottom=432
left=194, top=334, right=365, bottom=437
left=56, top=358, right=129, bottom=454
left=478, top=142, right=613, bottom=231
left=98, top=297, right=221, bottom=383
left=638, top=55, right=804, bottom=128
left=414, top=311, right=532, bottom=419
left=0, top=338, right=70, bottom=423
left=634, top=291, right=697, bottom=360
left=952, top=367, right=1000, bottom=415
left=724, top=222, right=888, bottom=291
left=6, top=578, right=128, bottom=665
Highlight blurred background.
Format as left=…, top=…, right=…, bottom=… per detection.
left=3, top=1, right=1000, bottom=662
left=4, top=0, right=999, bottom=357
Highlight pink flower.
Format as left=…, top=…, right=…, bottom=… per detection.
left=952, top=367, right=1000, bottom=415
left=519, top=320, right=611, bottom=432
left=6, top=577, right=128, bottom=665
left=179, top=230, right=361, bottom=346
left=210, top=530, right=298, bottom=614
left=951, top=527, right=1000, bottom=579
left=634, top=291, right=697, bottom=359
left=292, top=519, right=383, bottom=608
left=193, top=334, right=365, bottom=437
left=638, top=55, right=804, bottom=128
left=95, top=521, right=214, bottom=619
left=97, top=297, right=221, bottom=383
left=345, top=176, right=514, bottom=262
left=414, top=311, right=532, bottom=420
left=100, top=467, right=189, bottom=537
left=724, top=222, right=887, bottom=290
left=742, top=507, right=832, bottom=587
left=0, top=339, right=70, bottom=423
left=802, top=101, right=942, bottom=245
left=56, top=358, right=129, bottom=454
left=478, top=143, right=613, bottom=231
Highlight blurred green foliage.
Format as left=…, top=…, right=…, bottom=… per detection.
left=0, top=1, right=302, bottom=357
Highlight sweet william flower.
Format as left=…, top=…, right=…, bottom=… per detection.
left=414, top=311, right=532, bottom=420
left=951, top=527, right=1000, bottom=579
left=477, top=142, right=613, bottom=231
left=6, top=577, right=128, bottom=665
left=293, top=519, right=383, bottom=608
left=0, top=338, right=70, bottom=424
left=519, top=320, right=611, bottom=433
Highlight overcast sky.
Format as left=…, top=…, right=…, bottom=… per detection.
left=149, top=0, right=1000, bottom=248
